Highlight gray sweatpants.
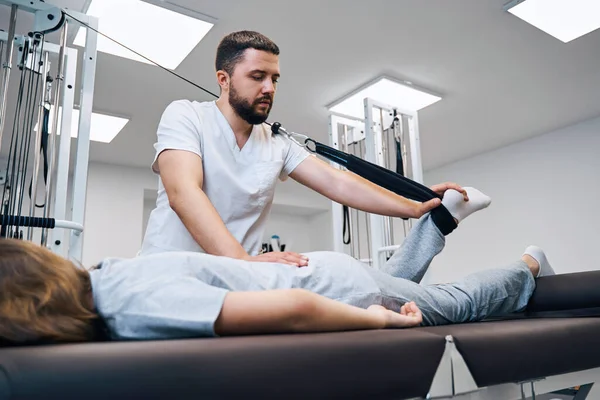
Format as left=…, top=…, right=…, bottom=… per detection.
left=359, top=213, right=537, bottom=326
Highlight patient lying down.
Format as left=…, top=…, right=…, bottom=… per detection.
left=0, top=188, right=555, bottom=344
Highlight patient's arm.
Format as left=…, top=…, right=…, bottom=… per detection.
left=214, top=289, right=422, bottom=335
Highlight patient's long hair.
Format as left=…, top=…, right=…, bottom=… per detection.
left=0, top=238, right=99, bottom=344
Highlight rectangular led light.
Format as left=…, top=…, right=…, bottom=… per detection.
left=74, top=0, right=215, bottom=69
left=506, top=0, right=600, bottom=43
left=35, top=106, right=129, bottom=143
left=327, top=76, right=442, bottom=119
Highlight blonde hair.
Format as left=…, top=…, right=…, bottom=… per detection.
left=0, top=239, right=99, bottom=344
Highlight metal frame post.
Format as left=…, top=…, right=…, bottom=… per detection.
left=364, top=97, right=397, bottom=269
left=27, top=51, right=50, bottom=241
left=41, top=20, right=69, bottom=246
left=391, top=106, right=424, bottom=185
left=328, top=113, right=366, bottom=256
left=328, top=115, right=345, bottom=254
left=50, top=45, right=78, bottom=256
left=0, top=4, right=18, bottom=156
left=69, top=14, right=98, bottom=262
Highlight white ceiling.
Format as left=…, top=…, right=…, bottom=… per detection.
left=2, top=0, right=600, bottom=173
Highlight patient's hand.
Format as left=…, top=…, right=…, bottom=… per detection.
left=244, top=252, right=309, bottom=267
left=367, top=302, right=423, bottom=328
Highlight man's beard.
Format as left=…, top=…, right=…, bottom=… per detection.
left=229, top=84, right=272, bottom=125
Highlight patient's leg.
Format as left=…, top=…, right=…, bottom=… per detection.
left=367, top=248, right=550, bottom=326
left=380, top=187, right=491, bottom=283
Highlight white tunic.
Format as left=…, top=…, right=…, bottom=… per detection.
left=140, top=100, right=310, bottom=256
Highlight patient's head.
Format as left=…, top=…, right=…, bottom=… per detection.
left=0, top=239, right=98, bottom=344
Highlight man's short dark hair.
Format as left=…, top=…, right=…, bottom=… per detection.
left=215, top=31, right=280, bottom=76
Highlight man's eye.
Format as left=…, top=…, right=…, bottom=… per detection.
left=253, top=76, right=263, bottom=81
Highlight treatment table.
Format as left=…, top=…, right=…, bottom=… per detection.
left=1, top=271, right=600, bottom=400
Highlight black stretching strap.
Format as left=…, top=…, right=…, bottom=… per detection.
left=288, top=134, right=457, bottom=236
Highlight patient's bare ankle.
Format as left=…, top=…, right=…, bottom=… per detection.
left=521, top=255, right=539, bottom=277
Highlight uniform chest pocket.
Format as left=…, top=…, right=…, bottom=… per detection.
left=254, top=160, right=284, bottom=194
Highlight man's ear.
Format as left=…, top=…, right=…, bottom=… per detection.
left=216, top=70, right=230, bottom=92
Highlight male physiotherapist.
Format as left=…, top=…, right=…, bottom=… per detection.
left=140, top=30, right=467, bottom=267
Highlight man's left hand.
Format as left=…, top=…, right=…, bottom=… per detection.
left=430, top=182, right=468, bottom=201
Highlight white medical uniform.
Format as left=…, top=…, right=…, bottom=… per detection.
left=140, top=100, right=310, bottom=256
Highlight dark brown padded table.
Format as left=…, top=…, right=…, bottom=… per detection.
left=1, top=272, right=600, bottom=400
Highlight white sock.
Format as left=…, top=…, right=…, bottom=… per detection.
left=441, top=187, right=492, bottom=223
left=523, top=245, right=555, bottom=277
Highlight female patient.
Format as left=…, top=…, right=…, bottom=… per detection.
left=0, top=188, right=554, bottom=344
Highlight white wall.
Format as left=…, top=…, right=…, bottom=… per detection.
left=82, top=163, right=156, bottom=266
left=263, top=211, right=312, bottom=253
left=307, top=210, right=333, bottom=252
left=418, top=115, right=600, bottom=284
left=261, top=209, right=333, bottom=254
left=84, top=162, right=332, bottom=265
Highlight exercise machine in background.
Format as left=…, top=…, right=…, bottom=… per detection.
left=329, top=98, right=423, bottom=270
left=0, top=0, right=98, bottom=261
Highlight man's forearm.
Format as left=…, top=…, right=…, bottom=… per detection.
left=333, top=170, right=419, bottom=218
left=170, top=187, right=248, bottom=259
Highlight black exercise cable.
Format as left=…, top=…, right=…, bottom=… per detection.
left=61, top=10, right=220, bottom=100
left=1, top=45, right=30, bottom=238
left=16, top=35, right=45, bottom=233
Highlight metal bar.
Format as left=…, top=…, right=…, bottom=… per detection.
left=0, top=39, right=4, bottom=84
left=345, top=126, right=357, bottom=258
left=54, top=219, right=83, bottom=233
left=329, top=115, right=345, bottom=254
left=41, top=20, right=68, bottom=246
left=0, top=4, right=18, bottom=157
left=50, top=45, right=77, bottom=255
left=407, top=114, right=424, bottom=184
left=364, top=98, right=385, bottom=270
left=27, top=51, right=50, bottom=240
left=69, top=15, right=98, bottom=261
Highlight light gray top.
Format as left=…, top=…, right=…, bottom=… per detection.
left=90, top=251, right=380, bottom=340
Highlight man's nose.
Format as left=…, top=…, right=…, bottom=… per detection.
left=263, top=80, right=275, bottom=94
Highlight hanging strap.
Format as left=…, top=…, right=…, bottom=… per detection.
left=395, top=138, right=404, bottom=176
left=342, top=205, right=351, bottom=245
left=28, top=105, right=50, bottom=208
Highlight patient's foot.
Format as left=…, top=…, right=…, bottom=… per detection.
left=522, top=246, right=555, bottom=278
left=441, top=187, right=491, bottom=224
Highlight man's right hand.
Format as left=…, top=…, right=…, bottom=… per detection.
left=244, top=252, right=309, bottom=267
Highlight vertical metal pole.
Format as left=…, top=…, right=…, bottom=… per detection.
left=41, top=20, right=69, bottom=246
left=329, top=115, right=345, bottom=254
left=50, top=46, right=77, bottom=256
left=343, top=125, right=356, bottom=258
left=396, top=113, right=412, bottom=233
left=27, top=51, right=50, bottom=240
left=408, top=113, right=424, bottom=184
left=0, top=5, right=19, bottom=156
left=0, top=40, right=4, bottom=84
left=379, top=108, right=393, bottom=251
left=364, top=98, right=384, bottom=270
left=70, top=16, right=99, bottom=261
